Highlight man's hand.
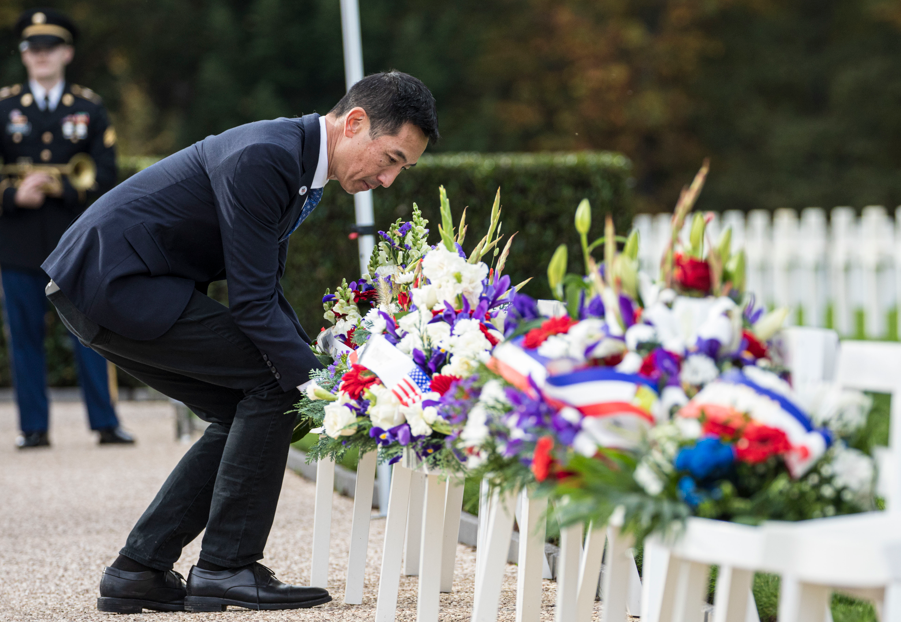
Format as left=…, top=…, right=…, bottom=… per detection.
left=13, top=173, right=53, bottom=208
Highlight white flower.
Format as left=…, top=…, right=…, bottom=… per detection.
left=460, top=403, right=490, bottom=447
left=323, top=394, right=359, bottom=438
left=680, top=354, right=719, bottom=386
left=695, top=297, right=739, bottom=353
left=363, top=308, right=387, bottom=336
left=448, top=319, right=492, bottom=360
left=616, top=352, right=644, bottom=374
left=334, top=317, right=358, bottom=337
left=480, top=379, right=510, bottom=406
left=396, top=332, right=424, bottom=355
left=368, top=384, right=406, bottom=429
left=807, top=386, right=871, bottom=437
left=675, top=416, right=702, bottom=439
left=634, top=460, right=665, bottom=496
left=411, top=284, right=439, bottom=310
left=742, top=365, right=794, bottom=399
left=537, top=334, right=570, bottom=359
left=831, top=446, right=875, bottom=504
left=401, top=402, right=433, bottom=437
left=394, top=270, right=416, bottom=285
left=422, top=405, right=440, bottom=425
left=625, top=323, right=657, bottom=352
left=398, top=307, right=428, bottom=335
left=305, top=381, right=324, bottom=400
left=657, top=386, right=689, bottom=421
left=420, top=246, right=489, bottom=308
left=425, top=321, right=451, bottom=347
left=573, top=431, right=599, bottom=457
left=442, top=355, right=480, bottom=378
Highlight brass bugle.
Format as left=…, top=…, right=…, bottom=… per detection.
left=0, top=153, right=97, bottom=192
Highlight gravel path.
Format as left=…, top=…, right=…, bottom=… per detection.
left=0, top=400, right=598, bottom=621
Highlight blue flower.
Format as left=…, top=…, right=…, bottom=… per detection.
left=677, top=476, right=703, bottom=507
left=674, top=437, right=736, bottom=481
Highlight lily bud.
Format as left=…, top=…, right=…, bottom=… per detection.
left=548, top=244, right=568, bottom=300
left=617, top=256, right=639, bottom=299
left=689, top=212, right=706, bottom=257
left=575, top=198, right=592, bottom=236
left=307, top=382, right=339, bottom=402
left=726, top=249, right=746, bottom=293
left=753, top=307, right=790, bottom=342
left=717, top=226, right=732, bottom=262
left=623, top=229, right=640, bottom=261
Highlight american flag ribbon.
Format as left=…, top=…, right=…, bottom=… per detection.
left=357, top=335, right=432, bottom=406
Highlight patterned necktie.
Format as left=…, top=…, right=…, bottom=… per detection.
left=285, top=187, right=323, bottom=238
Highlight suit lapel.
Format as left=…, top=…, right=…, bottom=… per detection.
left=278, top=114, right=321, bottom=240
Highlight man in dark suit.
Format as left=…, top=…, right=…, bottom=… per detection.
left=0, top=8, right=132, bottom=449
left=43, top=70, right=438, bottom=612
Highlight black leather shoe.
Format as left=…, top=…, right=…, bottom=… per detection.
left=98, top=427, right=135, bottom=445
left=97, top=566, right=186, bottom=613
left=184, top=563, right=331, bottom=611
left=15, top=431, right=49, bottom=449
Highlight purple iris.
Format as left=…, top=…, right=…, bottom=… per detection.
left=369, top=424, right=413, bottom=446
left=587, top=294, right=605, bottom=318
left=694, top=337, right=721, bottom=360
left=322, top=294, right=337, bottom=303
left=380, top=311, right=401, bottom=345
left=504, top=292, right=540, bottom=335
left=744, top=295, right=764, bottom=324
left=619, top=294, right=636, bottom=327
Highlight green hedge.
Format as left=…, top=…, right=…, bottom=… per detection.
left=0, top=151, right=632, bottom=387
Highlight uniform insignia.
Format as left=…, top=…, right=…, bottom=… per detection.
left=62, top=113, right=89, bottom=141
left=103, top=126, right=116, bottom=148
left=42, top=131, right=53, bottom=144
left=61, top=93, right=73, bottom=107
left=40, top=149, right=51, bottom=162
left=7, top=109, right=32, bottom=137
left=33, top=12, right=46, bottom=24
left=20, top=93, right=33, bottom=107
left=71, top=84, right=102, bottom=104
left=11, top=84, right=21, bottom=95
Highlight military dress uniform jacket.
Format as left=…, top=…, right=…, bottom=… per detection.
left=0, top=82, right=117, bottom=270
left=43, top=114, right=323, bottom=392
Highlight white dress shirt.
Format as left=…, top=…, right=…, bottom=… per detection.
left=29, top=79, right=65, bottom=112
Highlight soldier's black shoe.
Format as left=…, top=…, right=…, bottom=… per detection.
left=98, top=427, right=135, bottom=445
left=15, top=431, right=49, bottom=449
left=97, top=566, right=186, bottom=613
left=184, top=563, right=331, bottom=611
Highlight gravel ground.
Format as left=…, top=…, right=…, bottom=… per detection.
left=0, top=400, right=600, bottom=621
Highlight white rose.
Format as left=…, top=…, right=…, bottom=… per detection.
left=323, top=396, right=359, bottom=438
left=368, top=384, right=406, bottom=429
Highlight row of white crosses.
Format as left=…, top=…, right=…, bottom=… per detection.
left=633, top=206, right=901, bottom=338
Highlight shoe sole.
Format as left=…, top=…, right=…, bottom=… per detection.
left=97, top=597, right=185, bottom=613
left=184, top=594, right=332, bottom=611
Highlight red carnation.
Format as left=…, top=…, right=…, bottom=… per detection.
left=735, top=423, right=791, bottom=464
left=398, top=291, right=411, bottom=310
left=479, top=322, right=501, bottom=347
left=532, top=436, right=555, bottom=482
left=340, top=364, right=380, bottom=400
left=430, top=374, right=461, bottom=396
left=523, top=316, right=578, bottom=349
left=742, top=330, right=768, bottom=359
left=674, top=253, right=712, bottom=294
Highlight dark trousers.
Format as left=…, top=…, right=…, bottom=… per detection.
left=48, top=287, right=300, bottom=570
left=1, top=266, right=118, bottom=434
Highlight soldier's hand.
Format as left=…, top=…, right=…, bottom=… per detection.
left=14, top=173, right=50, bottom=208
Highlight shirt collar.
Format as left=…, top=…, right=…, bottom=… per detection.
left=311, top=115, right=329, bottom=190
left=29, top=79, right=65, bottom=112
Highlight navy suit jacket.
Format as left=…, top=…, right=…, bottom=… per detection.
left=43, top=114, right=323, bottom=391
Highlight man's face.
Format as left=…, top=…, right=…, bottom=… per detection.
left=21, top=43, right=73, bottom=82
left=332, top=108, right=429, bottom=194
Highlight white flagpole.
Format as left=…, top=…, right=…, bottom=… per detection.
left=339, top=0, right=392, bottom=516
left=339, top=0, right=375, bottom=274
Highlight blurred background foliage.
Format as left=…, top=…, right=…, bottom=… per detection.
left=2, top=0, right=901, bottom=213
left=2, top=0, right=901, bottom=386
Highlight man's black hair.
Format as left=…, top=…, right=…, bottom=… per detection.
left=330, top=70, right=439, bottom=144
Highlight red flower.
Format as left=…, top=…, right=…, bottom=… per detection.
left=532, top=436, right=555, bottom=482
left=398, top=291, right=411, bottom=310
left=479, top=322, right=501, bottom=347
left=340, top=364, right=380, bottom=400
left=523, top=316, right=578, bottom=349
left=430, top=374, right=461, bottom=396
left=734, top=423, right=792, bottom=464
left=742, top=330, right=768, bottom=359
left=339, top=326, right=356, bottom=348
left=674, top=253, right=712, bottom=294
left=353, top=289, right=378, bottom=304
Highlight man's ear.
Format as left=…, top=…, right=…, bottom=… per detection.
left=343, top=107, right=369, bottom=139
left=62, top=45, right=74, bottom=66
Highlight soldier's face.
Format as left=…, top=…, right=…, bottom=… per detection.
left=332, top=108, right=428, bottom=194
left=21, top=44, right=73, bottom=82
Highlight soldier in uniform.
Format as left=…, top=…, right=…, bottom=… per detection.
left=0, top=8, right=132, bottom=448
